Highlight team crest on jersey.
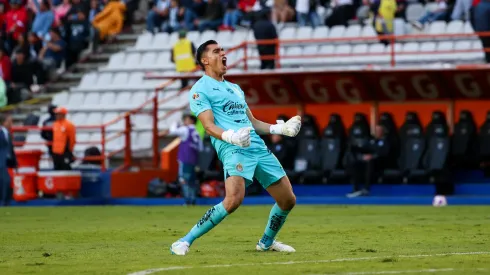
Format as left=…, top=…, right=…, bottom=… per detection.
left=192, top=93, right=200, bottom=100
left=226, top=88, right=234, bottom=94
left=236, top=163, right=243, bottom=172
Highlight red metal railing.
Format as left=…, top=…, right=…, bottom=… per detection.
left=11, top=31, right=490, bottom=170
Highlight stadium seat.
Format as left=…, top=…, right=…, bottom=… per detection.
left=452, top=110, right=478, bottom=168
left=344, top=25, right=362, bottom=43
left=107, top=52, right=125, bottom=68
left=400, top=111, right=423, bottom=146
left=74, top=133, right=90, bottom=156
left=297, top=26, right=313, bottom=40
left=463, top=21, right=477, bottom=41
left=364, top=43, right=389, bottom=64
left=396, top=42, right=419, bottom=63
left=479, top=111, right=490, bottom=162
left=446, top=20, right=464, bottom=39
left=360, top=25, right=378, bottom=43
left=328, top=25, right=346, bottom=43
left=312, top=26, right=328, bottom=40
left=66, top=93, right=85, bottom=109
left=406, top=4, right=425, bottom=22
left=23, top=133, right=47, bottom=152
left=378, top=112, right=400, bottom=168
left=436, top=41, right=455, bottom=62
left=291, top=131, right=321, bottom=184
left=280, top=26, right=297, bottom=40
left=200, top=30, right=217, bottom=45
left=393, top=18, right=406, bottom=36
left=419, top=42, right=438, bottom=62
left=332, top=44, right=352, bottom=65
left=133, top=33, right=153, bottom=51
left=384, top=112, right=425, bottom=182
left=84, top=112, right=103, bottom=127
left=186, top=31, right=201, bottom=44
left=70, top=113, right=87, bottom=126
left=352, top=44, right=369, bottom=64
left=406, top=112, right=450, bottom=182
left=428, top=21, right=446, bottom=39
left=81, top=93, right=101, bottom=110
left=78, top=72, right=99, bottom=89
left=282, top=46, right=302, bottom=66
left=426, top=111, right=449, bottom=137
left=217, top=30, right=234, bottom=48
left=99, top=92, right=117, bottom=109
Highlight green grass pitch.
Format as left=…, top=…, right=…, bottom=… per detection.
left=0, top=205, right=489, bottom=275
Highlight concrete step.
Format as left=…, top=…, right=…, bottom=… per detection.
left=59, top=72, right=84, bottom=81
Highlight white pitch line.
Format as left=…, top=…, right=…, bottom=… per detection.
left=309, top=268, right=489, bottom=275
left=127, top=251, right=490, bottom=275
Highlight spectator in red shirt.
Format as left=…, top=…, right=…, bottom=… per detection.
left=4, top=0, right=28, bottom=52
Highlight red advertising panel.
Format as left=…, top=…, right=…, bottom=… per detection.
left=224, top=68, right=490, bottom=105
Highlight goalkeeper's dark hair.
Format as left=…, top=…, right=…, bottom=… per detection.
left=196, top=40, right=218, bottom=70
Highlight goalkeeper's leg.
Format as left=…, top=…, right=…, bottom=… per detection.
left=170, top=175, right=246, bottom=255
left=254, top=150, right=296, bottom=252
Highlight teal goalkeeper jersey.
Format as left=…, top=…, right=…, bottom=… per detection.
left=189, top=74, right=267, bottom=159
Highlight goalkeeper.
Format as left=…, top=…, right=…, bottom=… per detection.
left=171, top=40, right=302, bottom=255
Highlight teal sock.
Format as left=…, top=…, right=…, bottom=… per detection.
left=180, top=202, right=228, bottom=245
left=260, top=203, right=290, bottom=248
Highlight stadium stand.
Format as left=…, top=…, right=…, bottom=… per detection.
left=4, top=0, right=490, bottom=203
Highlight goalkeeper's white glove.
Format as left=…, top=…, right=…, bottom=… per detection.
left=221, top=127, right=253, bottom=147
left=270, top=116, right=302, bottom=137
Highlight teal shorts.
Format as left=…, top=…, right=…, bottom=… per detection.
left=221, top=147, right=286, bottom=189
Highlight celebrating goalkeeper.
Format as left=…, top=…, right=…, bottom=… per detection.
left=170, top=40, right=301, bottom=255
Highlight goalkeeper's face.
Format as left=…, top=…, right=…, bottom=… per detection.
left=204, top=44, right=227, bottom=76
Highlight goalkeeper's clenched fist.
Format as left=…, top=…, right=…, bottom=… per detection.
left=221, top=127, right=253, bottom=147
left=270, top=116, right=302, bottom=137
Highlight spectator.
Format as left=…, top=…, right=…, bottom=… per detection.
left=196, top=0, right=224, bottom=32
left=272, top=0, right=294, bottom=26
left=183, top=0, right=206, bottom=31
left=452, top=0, right=472, bottom=20
left=146, top=0, right=169, bottom=34
left=10, top=32, right=27, bottom=59
left=38, top=27, right=66, bottom=69
left=253, top=11, right=278, bottom=69
left=0, top=79, right=7, bottom=107
left=234, top=0, right=255, bottom=27
left=27, top=32, right=42, bottom=60
left=92, top=0, right=126, bottom=53
left=473, top=0, right=490, bottom=62
left=52, top=106, right=76, bottom=170
left=221, top=0, right=240, bottom=30
left=161, top=114, right=202, bottom=206
left=54, top=0, right=72, bottom=25
left=41, top=104, right=57, bottom=155
left=295, top=0, right=321, bottom=28
left=346, top=124, right=390, bottom=198
left=4, top=0, right=28, bottom=52
left=325, top=0, right=354, bottom=27
left=64, top=0, right=89, bottom=67
left=0, top=114, right=17, bottom=206
left=411, top=0, right=447, bottom=30
left=395, top=0, right=406, bottom=19
left=162, top=0, right=184, bottom=33
left=171, top=30, right=196, bottom=88
left=10, top=48, right=34, bottom=104
left=375, top=0, right=396, bottom=45
left=31, top=0, right=55, bottom=40
left=0, top=47, right=12, bottom=84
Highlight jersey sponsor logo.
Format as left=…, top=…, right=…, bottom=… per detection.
left=223, top=100, right=246, bottom=115
left=234, top=119, right=248, bottom=124
left=192, top=93, right=200, bottom=100
left=236, top=162, right=243, bottom=172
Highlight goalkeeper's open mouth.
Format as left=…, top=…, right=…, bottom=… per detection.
left=222, top=57, right=227, bottom=69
